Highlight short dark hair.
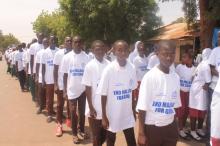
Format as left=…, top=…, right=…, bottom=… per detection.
left=158, top=40, right=176, bottom=51
left=91, top=40, right=104, bottom=49
left=113, top=40, right=129, bottom=50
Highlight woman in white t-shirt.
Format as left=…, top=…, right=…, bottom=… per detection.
left=133, top=41, right=148, bottom=108
left=128, top=41, right=141, bottom=63
left=82, top=40, right=109, bottom=146
left=137, top=40, right=181, bottom=146
left=175, top=51, right=195, bottom=139
left=97, top=40, right=137, bottom=146
left=189, top=48, right=212, bottom=141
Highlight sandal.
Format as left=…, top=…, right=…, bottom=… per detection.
left=73, top=136, right=80, bottom=144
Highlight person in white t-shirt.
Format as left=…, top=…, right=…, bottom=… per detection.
left=97, top=40, right=137, bottom=146
left=15, top=44, right=26, bottom=91
left=133, top=41, right=148, bottom=108
left=188, top=48, right=212, bottom=141
left=175, top=51, right=195, bottom=139
left=82, top=40, right=109, bottom=146
left=35, top=38, right=49, bottom=115
left=147, top=45, right=159, bottom=70
left=41, top=36, right=59, bottom=123
left=209, top=31, right=220, bottom=146
left=12, top=48, right=18, bottom=77
left=128, top=41, right=141, bottom=63
left=137, top=40, right=181, bottom=146
left=29, top=33, right=44, bottom=102
left=54, top=36, right=72, bottom=137
left=61, top=36, right=90, bottom=144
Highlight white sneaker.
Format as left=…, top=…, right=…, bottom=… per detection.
left=197, top=129, right=206, bottom=137
left=179, top=130, right=187, bottom=138
left=190, top=131, right=202, bottom=141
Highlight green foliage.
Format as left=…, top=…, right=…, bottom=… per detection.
left=0, top=30, right=20, bottom=51
left=32, top=10, right=76, bottom=45
left=59, top=0, right=162, bottom=44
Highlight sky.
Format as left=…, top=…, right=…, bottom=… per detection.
left=0, top=0, right=183, bottom=43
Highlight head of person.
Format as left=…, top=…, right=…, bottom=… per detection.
left=18, top=44, right=23, bottom=51
left=36, top=33, right=44, bottom=44
left=49, top=35, right=57, bottom=49
left=59, top=44, right=64, bottom=49
left=181, top=50, right=193, bottom=66
left=42, top=37, right=49, bottom=49
left=137, top=42, right=145, bottom=57
left=113, top=40, right=129, bottom=66
left=64, top=36, right=72, bottom=50
left=21, top=42, right=26, bottom=49
left=72, top=35, right=83, bottom=53
left=218, top=31, right=220, bottom=46
left=91, top=40, right=105, bottom=62
left=31, top=38, right=37, bottom=44
left=202, top=48, right=212, bottom=61
left=157, top=40, right=176, bottom=71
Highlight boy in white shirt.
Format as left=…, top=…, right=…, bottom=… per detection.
left=54, top=36, right=72, bottom=136
left=97, top=40, right=137, bottom=146
left=61, top=36, right=90, bottom=144
left=175, top=51, right=195, bottom=139
left=42, top=35, right=59, bottom=123
left=133, top=41, right=148, bottom=107
left=209, top=32, right=220, bottom=146
left=82, top=40, right=109, bottom=146
left=35, top=38, right=49, bottom=114
left=137, top=40, right=181, bottom=146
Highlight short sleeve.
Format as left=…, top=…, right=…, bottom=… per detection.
left=54, top=51, right=62, bottom=65
left=204, top=64, right=212, bottom=83
left=96, top=67, right=109, bottom=96
left=82, top=64, right=92, bottom=86
left=174, top=76, right=181, bottom=108
left=209, top=50, right=216, bottom=66
left=29, top=44, right=35, bottom=55
left=136, top=74, right=153, bottom=111
left=175, top=64, right=181, bottom=75
left=131, top=66, right=138, bottom=90
left=60, top=55, right=69, bottom=74
left=15, top=53, right=19, bottom=62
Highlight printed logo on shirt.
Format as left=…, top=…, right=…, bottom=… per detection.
left=113, top=89, right=132, bottom=100
left=152, top=101, right=175, bottom=115
left=180, top=79, right=192, bottom=88
left=139, top=65, right=148, bottom=71
left=69, top=68, right=84, bottom=76
left=47, top=60, right=53, bottom=66
left=114, top=83, right=124, bottom=86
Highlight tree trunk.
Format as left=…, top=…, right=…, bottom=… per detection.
left=199, top=0, right=216, bottom=50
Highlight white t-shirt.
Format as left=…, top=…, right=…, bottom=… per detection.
left=12, top=50, right=18, bottom=65
left=189, top=60, right=211, bottom=111
left=35, top=49, right=45, bottom=83
left=61, top=51, right=89, bottom=99
left=133, top=55, right=148, bottom=81
left=41, top=47, right=59, bottom=84
left=29, top=42, right=44, bottom=73
left=82, top=58, right=110, bottom=119
left=137, top=66, right=181, bottom=127
left=97, top=60, right=137, bottom=132
left=175, top=64, right=195, bottom=92
left=15, top=51, right=24, bottom=71
left=147, top=54, right=159, bottom=70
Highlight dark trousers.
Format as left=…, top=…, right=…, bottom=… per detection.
left=7, top=63, right=10, bottom=73
left=68, top=92, right=86, bottom=136
left=46, top=84, right=54, bottom=116
left=106, top=128, right=136, bottom=146
left=88, top=118, right=106, bottom=146
left=38, top=83, right=46, bottom=110
left=26, top=74, right=30, bottom=90
left=145, top=121, right=178, bottom=146
left=56, top=90, right=70, bottom=123
left=29, top=75, right=35, bottom=101
left=18, top=70, right=26, bottom=90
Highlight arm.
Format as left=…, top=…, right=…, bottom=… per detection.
left=63, top=73, right=68, bottom=99
left=16, top=61, right=18, bottom=72
left=85, top=86, right=96, bottom=118
left=138, top=110, right=147, bottom=146
left=42, top=64, right=46, bottom=85
left=101, top=95, right=109, bottom=129
left=30, top=55, right=34, bottom=75
left=210, top=65, right=219, bottom=77
left=35, top=63, right=40, bottom=82
left=54, top=65, right=59, bottom=92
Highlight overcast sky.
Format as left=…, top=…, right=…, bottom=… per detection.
left=0, top=0, right=183, bottom=42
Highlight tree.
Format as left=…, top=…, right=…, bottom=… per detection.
left=161, top=0, right=220, bottom=49
left=0, top=31, right=20, bottom=51
left=59, top=0, right=162, bottom=44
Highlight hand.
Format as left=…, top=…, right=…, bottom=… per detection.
left=138, top=133, right=147, bottom=146
left=89, top=106, right=97, bottom=118
left=54, top=84, right=59, bottom=94
left=35, top=76, right=38, bottom=83
left=102, top=116, right=109, bottom=129
left=202, top=84, right=209, bottom=91
left=63, top=90, right=68, bottom=100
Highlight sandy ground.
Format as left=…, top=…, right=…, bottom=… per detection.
left=0, top=59, right=205, bottom=146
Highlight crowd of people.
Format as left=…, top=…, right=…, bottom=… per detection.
left=3, top=32, right=220, bottom=146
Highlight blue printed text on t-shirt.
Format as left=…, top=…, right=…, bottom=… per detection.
left=113, top=89, right=132, bottom=100
left=70, top=68, right=84, bottom=76
left=47, top=60, right=53, bottom=66
left=139, top=65, right=148, bottom=72
left=180, top=79, right=192, bottom=88
left=152, top=101, right=175, bottom=115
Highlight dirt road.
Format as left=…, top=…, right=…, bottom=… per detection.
left=0, top=59, right=205, bottom=146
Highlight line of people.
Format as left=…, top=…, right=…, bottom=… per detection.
left=3, top=32, right=220, bottom=146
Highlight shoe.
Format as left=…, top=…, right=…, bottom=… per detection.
left=78, top=130, right=89, bottom=140
left=51, top=111, right=56, bottom=116
left=190, top=131, right=202, bottom=141
left=197, top=129, right=206, bottom=137
left=47, top=116, right=53, bottom=123
left=55, top=124, right=63, bottom=137
left=66, top=118, right=71, bottom=128
left=179, top=130, right=190, bottom=140
left=36, top=109, right=42, bottom=115
left=73, top=135, right=80, bottom=144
